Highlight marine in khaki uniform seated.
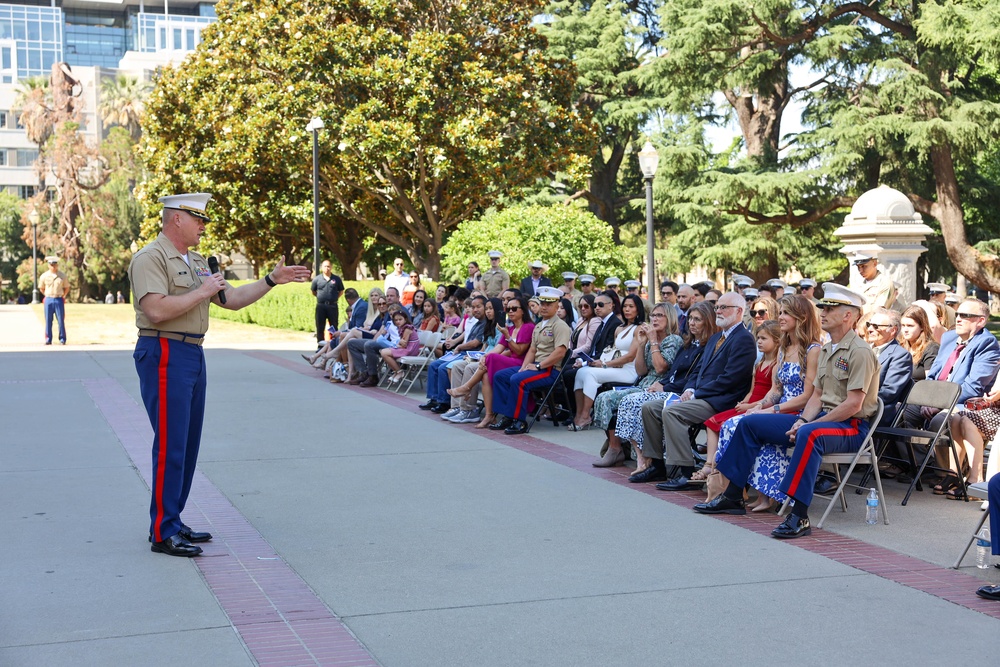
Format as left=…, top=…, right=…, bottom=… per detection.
left=487, top=286, right=572, bottom=435
left=696, top=283, right=880, bottom=540
left=129, top=192, right=310, bottom=558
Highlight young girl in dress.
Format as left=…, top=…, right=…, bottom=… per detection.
left=442, top=300, right=461, bottom=328
left=697, top=320, right=780, bottom=481
left=383, top=310, right=421, bottom=383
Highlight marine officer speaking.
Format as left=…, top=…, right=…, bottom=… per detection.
left=128, top=193, right=310, bottom=557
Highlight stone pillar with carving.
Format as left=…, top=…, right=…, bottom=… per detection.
left=833, top=185, right=936, bottom=309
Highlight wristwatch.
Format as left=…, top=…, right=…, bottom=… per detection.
left=534, top=362, right=541, bottom=370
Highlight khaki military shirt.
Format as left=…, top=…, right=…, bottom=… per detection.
left=128, top=233, right=211, bottom=334
left=940, top=303, right=957, bottom=330
left=860, top=271, right=896, bottom=312
left=39, top=270, right=69, bottom=298
left=478, top=268, right=510, bottom=297
left=532, top=316, right=572, bottom=365
left=813, top=329, right=880, bottom=419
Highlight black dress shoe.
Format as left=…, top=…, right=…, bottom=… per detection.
left=418, top=399, right=439, bottom=410
left=975, top=585, right=1000, bottom=601
left=488, top=416, right=512, bottom=431
left=430, top=403, right=451, bottom=414
left=628, top=463, right=666, bottom=483
left=504, top=419, right=528, bottom=435
left=656, top=475, right=695, bottom=491
left=814, top=474, right=838, bottom=496
left=179, top=524, right=212, bottom=543
left=693, top=495, right=746, bottom=515
left=771, top=514, right=811, bottom=539
left=151, top=533, right=203, bottom=557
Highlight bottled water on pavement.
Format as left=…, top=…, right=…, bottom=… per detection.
left=976, top=526, right=991, bottom=569
left=865, top=488, right=879, bottom=525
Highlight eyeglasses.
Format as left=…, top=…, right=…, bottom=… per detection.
left=595, top=301, right=611, bottom=308
left=956, top=312, right=985, bottom=320
left=661, top=291, right=673, bottom=297
left=376, top=301, right=387, bottom=306
left=650, top=312, right=666, bottom=319
left=506, top=306, right=521, bottom=313
left=715, top=304, right=738, bottom=312
left=865, top=322, right=893, bottom=330
left=706, top=299, right=718, bottom=305
left=750, top=309, right=768, bottom=317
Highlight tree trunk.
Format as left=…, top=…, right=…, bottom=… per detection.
left=929, top=144, right=1000, bottom=293
left=321, top=217, right=367, bottom=279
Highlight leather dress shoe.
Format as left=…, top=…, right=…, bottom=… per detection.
left=628, top=463, right=666, bottom=484
left=504, top=419, right=528, bottom=435
left=151, top=533, right=202, bottom=557
left=179, top=524, right=212, bottom=543
left=693, top=495, right=746, bottom=515
left=430, top=402, right=451, bottom=414
left=656, top=475, right=695, bottom=491
left=771, top=514, right=812, bottom=539
left=418, top=399, right=439, bottom=410
left=975, top=585, right=1000, bottom=601
left=348, top=373, right=369, bottom=386
left=359, top=376, right=379, bottom=387
left=488, top=416, right=512, bottom=431
left=814, top=474, right=838, bottom=496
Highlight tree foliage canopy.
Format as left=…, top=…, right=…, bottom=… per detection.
left=440, top=204, right=635, bottom=284
left=140, top=0, right=593, bottom=278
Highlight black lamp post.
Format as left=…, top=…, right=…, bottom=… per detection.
left=637, top=141, right=660, bottom=304
left=306, top=116, right=324, bottom=275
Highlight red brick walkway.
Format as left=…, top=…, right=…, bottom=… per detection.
left=253, top=351, right=1000, bottom=622
left=84, top=377, right=380, bottom=667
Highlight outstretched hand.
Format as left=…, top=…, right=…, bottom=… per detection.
left=270, top=257, right=311, bottom=284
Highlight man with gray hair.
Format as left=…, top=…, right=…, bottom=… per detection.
left=865, top=307, right=912, bottom=424
left=630, top=291, right=756, bottom=486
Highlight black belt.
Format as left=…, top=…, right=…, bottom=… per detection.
left=138, top=329, right=205, bottom=346
left=318, top=300, right=339, bottom=305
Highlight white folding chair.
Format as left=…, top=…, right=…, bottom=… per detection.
left=813, top=399, right=888, bottom=529
left=397, top=330, right=442, bottom=394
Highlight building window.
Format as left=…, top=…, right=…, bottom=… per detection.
left=18, top=185, right=36, bottom=199
left=0, top=150, right=7, bottom=166
left=0, top=110, right=8, bottom=129
left=15, top=149, right=38, bottom=167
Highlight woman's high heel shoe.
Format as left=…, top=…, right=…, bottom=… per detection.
left=592, top=448, right=625, bottom=468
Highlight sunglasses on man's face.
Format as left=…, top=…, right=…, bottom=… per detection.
left=956, top=312, right=984, bottom=321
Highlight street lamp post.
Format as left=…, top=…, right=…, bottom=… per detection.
left=305, top=117, right=324, bottom=276
left=637, top=141, right=660, bottom=304
left=28, top=208, right=40, bottom=304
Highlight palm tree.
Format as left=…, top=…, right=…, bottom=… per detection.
left=99, top=74, right=151, bottom=141
left=15, top=76, right=53, bottom=148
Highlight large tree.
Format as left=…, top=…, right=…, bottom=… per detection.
left=649, top=0, right=1000, bottom=291
left=140, top=0, right=592, bottom=278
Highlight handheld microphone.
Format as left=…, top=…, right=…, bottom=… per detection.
left=207, top=256, right=226, bottom=304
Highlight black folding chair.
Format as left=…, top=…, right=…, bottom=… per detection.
left=525, top=350, right=575, bottom=433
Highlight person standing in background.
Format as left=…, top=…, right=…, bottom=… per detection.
left=39, top=256, right=70, bottom=345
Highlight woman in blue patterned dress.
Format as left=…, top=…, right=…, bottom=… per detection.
left=711, top=295, right=822, bottom=511
left=610, top=301, right=717, bottom=474
left=591, top=303, right=683, bottom=466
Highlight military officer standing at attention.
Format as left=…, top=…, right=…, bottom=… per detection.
left=476, top=249, right=510, bottom=297
left=927, top=282, right=957, bottom=329
left=851, top=247, right=896, bottom=312
left=560, top=271, right=583, bottom=303
left=39, top=256, right=70, bottom=345
left=129, top=193, right=310, bottom=557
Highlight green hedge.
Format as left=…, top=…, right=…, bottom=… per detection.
left=209, top=279, right=439, bottom=331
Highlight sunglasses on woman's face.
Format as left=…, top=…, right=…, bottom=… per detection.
left=506, top=306, right=521, bottom=313
left=751, top=309, right=768, bottom=317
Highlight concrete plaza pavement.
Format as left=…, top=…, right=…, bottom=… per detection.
left=2, top=306, right=1000, bottom=665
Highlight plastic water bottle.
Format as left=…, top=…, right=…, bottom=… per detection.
left=976, top=526, right=992, bottom=569
left=865, top=489, right=879, bottom=525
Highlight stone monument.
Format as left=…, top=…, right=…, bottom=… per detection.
left=833, top=184, right=935, bottom=308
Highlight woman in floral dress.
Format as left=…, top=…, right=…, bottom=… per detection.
left=711, top=295, right=822, bottom=511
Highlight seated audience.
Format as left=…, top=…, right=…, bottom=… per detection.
left=439, top=297, right=505, bottom=422
left=696, top=284, right=879, bottom=540
left=382, top=309, right=422, bottom=384
left=569, top=295, right=601, bottom=359
left=418, top=298, right=441, bottom=332
left=941, top=373, right=1000, bottom=494
left=974, top=474, right=1000, bottom=601
left=591, top=303, right=683, bottom=466
left=899, top=305, right=940, bottom=381
left=409, top=289, right=428, bottom=327
left=418, top=296, right=487, bottom=413
left=866, top=307, right=913, bottom=423
left=569, top=294, right=645, bottom=430
left=447, top=296, right=535, bottom=427
left=749, top=296, right=779, bottom=332
left=602, top=301, right=717, bottom=469
left=557, top=297, right=576, bottom=329
left=699, top=320, right=780, bottom=487
left=347, top=303, right=403, bottom=386
left=630, top=292, right=756, bottom=486
left=486, top=287, right=572, bottom=435
left=709, top=295, right=822, bottom=509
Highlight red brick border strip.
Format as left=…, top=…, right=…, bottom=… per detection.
left=82, top=377, right=380, bottom=667
left=252, top=351, right=1000, bottom=621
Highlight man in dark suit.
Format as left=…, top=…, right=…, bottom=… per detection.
left=519, top=260, right=552, bottom=297
left=866, top=307, right=913, bottom=425
left=630, top=292, right=756, bottom=485
left=561, top=292, right=622, bottom=415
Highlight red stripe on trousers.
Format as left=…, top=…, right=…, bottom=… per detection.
left=785, top=423, right=858, bottom=498
left=153, top=338, right=170, bottom=542
left=513, top=368, right=552, bottom=419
